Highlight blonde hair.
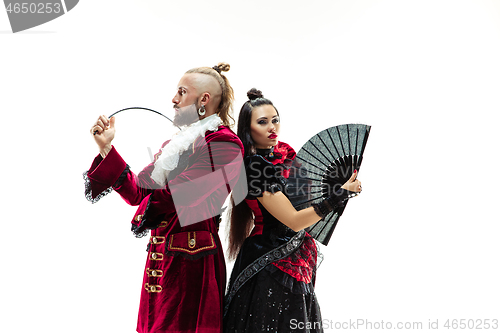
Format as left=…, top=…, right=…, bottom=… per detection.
left=185, top=62, right=234, bottom=127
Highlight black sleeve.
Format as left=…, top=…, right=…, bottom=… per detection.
left=245, top=155, right=285, bottom=198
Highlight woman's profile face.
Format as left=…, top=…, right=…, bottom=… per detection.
left=250, top=104, right=280, bottom=149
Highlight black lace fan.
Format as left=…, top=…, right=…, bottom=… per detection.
left=287, top=124, right=371, bottom=245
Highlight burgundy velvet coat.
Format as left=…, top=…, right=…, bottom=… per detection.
left=85, top=126, right=244, bottom=333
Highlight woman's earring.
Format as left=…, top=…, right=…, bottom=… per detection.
left=198, top=105, right=206, bottom=116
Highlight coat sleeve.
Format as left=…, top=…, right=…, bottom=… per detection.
left=84, top=143, right=167, bottom=205
left=84, top=146, right=130, bottom=203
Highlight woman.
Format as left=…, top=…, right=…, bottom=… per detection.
left=224, top=88, right=362, bottom=332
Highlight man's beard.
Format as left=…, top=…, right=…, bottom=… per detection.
left=173, top=103, right=200, bottom=127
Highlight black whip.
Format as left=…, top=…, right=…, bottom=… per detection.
left=93, top=107, right=180, bottom=135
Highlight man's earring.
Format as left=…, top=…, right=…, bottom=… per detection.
left=198, top=105, right=206, bottom=116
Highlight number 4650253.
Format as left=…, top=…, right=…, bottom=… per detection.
left=5, top=2, right=62, bottom=14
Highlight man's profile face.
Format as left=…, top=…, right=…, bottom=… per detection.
left=172, top=73, right=200, bottom=126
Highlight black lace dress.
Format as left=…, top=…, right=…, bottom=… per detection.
left=224, top=143, right=324, bottom=333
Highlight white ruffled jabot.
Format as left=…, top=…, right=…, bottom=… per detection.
left=150, top=113, right=223, bottom=186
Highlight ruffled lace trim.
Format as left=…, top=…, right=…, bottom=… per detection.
left=132, top=227, right=150, bottom=239
left=271, top=235, right=318, bottom=284
left=151, top=114, right=222, bottom=186
left=83, top=171, right=112, bottom=204
left=265, top=235, right=323, bottom=294
left=115, top=164, right=130, bottom=188
left=83, top=165, right=130, bottom=204
left=131, top=194, right=153, bottom=238
left=264, top=264, right=315, bottom=295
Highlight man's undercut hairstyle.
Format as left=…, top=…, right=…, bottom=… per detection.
left=185, top=62, right=235, bottom=127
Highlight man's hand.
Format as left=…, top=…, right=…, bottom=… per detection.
left=91, top=115, right=115, bottom=157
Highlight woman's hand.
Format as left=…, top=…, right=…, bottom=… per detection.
left=257, top=170, right=363, bottom=231
left=341, top=170, right=362, bottom=193
left=90, top=115, right=115, bottom=157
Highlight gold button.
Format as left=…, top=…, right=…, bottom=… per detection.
left=152, top=237, right=158, bottom=244
left=135, top=214, right=143, bottom=222
left=145, top=283, right=162, bottom=293
left=147, top=268, right=163, bottom=277
left=189, top=239, right=196, bottom=247
left=150, top=252, right=163, bottom=260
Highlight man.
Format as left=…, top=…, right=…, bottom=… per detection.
left=84, top=63, right=243, bottom=333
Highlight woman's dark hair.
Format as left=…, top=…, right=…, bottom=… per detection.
left=227, top=88, right=279, bottom=260
left=236, top=88, right=279, bottom=158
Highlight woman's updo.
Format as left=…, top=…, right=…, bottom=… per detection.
left=247, top=88, right=263, bottom=100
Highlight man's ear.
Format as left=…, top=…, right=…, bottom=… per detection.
left=201, top=92, right=211, bottom=105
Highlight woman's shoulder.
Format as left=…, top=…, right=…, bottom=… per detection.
left=244, top=154, right=284, bottom=197
left=244, top=154, right=278, bottom=178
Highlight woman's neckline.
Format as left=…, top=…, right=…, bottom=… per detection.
left=256, top=146, right=275, bottom=159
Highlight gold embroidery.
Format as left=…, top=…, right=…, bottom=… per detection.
left=168, top=233, right=215, bottom=254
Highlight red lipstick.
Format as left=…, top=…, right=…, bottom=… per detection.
left=268, top=133, right=277, bottom=139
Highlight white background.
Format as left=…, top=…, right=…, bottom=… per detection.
left=1, top=0, right=499, bottom=332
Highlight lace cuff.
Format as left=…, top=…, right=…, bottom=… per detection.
left=130, top=194, right=157, bottom=238
left=83, top=164, right=130, bottom=204
left=312, top=188, right=353, bottom=219
left=83, top=171, right=113, bottom=204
